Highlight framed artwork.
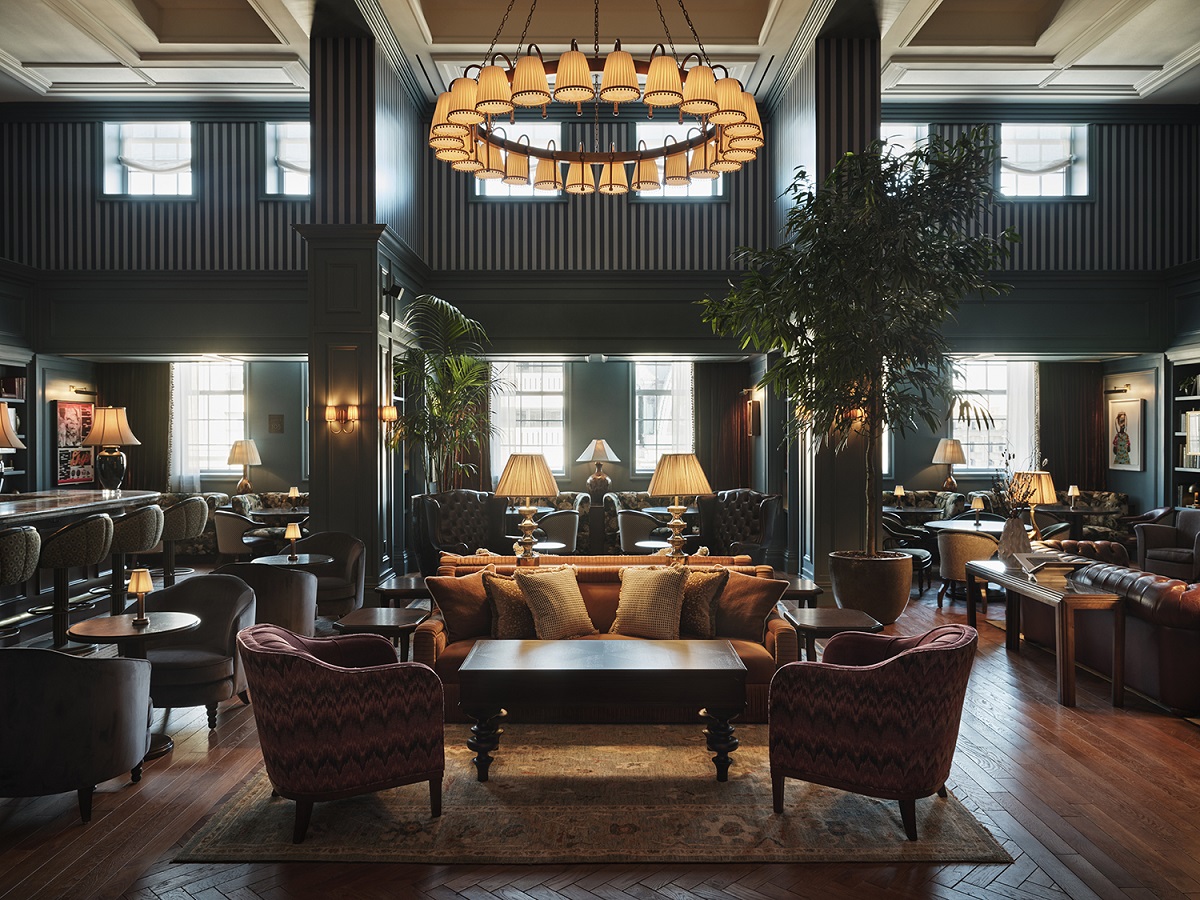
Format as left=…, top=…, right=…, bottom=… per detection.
left=54, top=400, right=94, bottom=485
left=1108, top=398, right=1143, bottom=472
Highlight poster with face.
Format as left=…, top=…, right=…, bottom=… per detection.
left=1108, top=398, right=1143, bottom=472
left=54, top=401, right=94, bottom=485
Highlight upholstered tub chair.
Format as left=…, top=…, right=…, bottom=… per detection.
left=237, top=624, right=444, bottom=843
left=289, top=531, right=366, bottom=617
left=1137, top=508, right=1200, bottom=581
left=769, top=624, right=978, bottom=840
left=215, top=562, right=319, bottom=636
left=602, top=491, right=698, bottom=554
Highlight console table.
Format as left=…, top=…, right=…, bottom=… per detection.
left=965, top=558, right=1124, bottom=708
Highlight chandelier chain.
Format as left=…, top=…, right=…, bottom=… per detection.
left=515, top=0, right=539, bottom=58
left=482, top=0, right=518, bottom=66
left=653, top=0, right=678, bottom=60
left=593, top=0, right=600, bottom=57
left=675, top=0, right=710, bottom=66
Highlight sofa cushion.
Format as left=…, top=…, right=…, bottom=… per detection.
left=513, top=566, right=598, bottom=640
left=610, top=566, right=688, bottom=640
left=715, top=569, right=787, bottom=642
left=482, top=572, right=536, bottom=639
left=144, top=649, right=234, bottom=686
left=680, top=568, right=729, bottom=639
left=1148, top=548, right=1194, bottom=564
left=427, top=565, right=495, bottom=643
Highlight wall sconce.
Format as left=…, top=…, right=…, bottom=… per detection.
left=1104, top=383, right=1131, bottom=395
left=746, top=398, right=762, bottom=437
left=325, top=405, right=359, bottom=434
left=379, top=405, right=398, bottom=423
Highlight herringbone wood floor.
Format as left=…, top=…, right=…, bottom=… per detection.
left=3, top=582, right=1200, bottom=900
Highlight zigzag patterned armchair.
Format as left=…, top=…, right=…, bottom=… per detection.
left=237, top=624, right=445, bottom=843
left=769, top=624, right=977, bottom=840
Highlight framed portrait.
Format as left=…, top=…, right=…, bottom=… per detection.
left=1108, top=398, right=1143, bottom=472
left=54, top=400, right=94, bottom=485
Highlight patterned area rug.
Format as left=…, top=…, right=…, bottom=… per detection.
left=177, top=724, right=1009, bottom=865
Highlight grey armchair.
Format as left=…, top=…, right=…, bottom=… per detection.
left=617, top=509, right=667, bottom=553
left=1137, top=508, right=1200, bottom=581
left=0, top=648, right=151, bottom=822
left=289, top=531, right=366, bottom=618
left=215, top=562, right=318, bottom=636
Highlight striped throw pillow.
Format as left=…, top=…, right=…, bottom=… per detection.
left=512, top=565, right=597, bottom=640
left=610, top=565, right=689, bottom=640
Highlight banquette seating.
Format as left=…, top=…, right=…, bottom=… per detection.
left=230, top=491, right=310, bottom=544
left=1053, top=489, right=1130, bottom=542
left=880, top=490, right=966, bottom=520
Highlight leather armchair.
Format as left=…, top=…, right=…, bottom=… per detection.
left=1137, top=508, right=1200, bottom=581
left=145, top=574, right=256, bottom=728
left=237, top=624, right=444, bottom=843
left=696, top=489, right=782, bottom=564
left=289, top=531, right=366, bottom=618
left=769, top=624, right=978, bottom=840
left=411, top=490, right=509, bottom=575
left=215, top=562, right=318, bottom=636
left=0, top=648, right=151, bottom=822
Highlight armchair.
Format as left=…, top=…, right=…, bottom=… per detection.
left=1137, top=508, right=1200, bottom=581
left=696, top=489, right=782, bottom=564
left=936, top=530, right=998, bottom=607
left=236, top=624, right=444, bottom=843
left=617, top=508, right=668, bottom=553
left=535, top=508, right=581, bottom=553
left=214, top=509, right=275, bottom=561
left=0, top=648, right=151, bottom=822
left=411, top=490, right=509, bottom=575
left=288, top=531, right=366, bottom=618
left=769, top=624, right=978, bottom=840
left=214, top=562, right=318, bottom=636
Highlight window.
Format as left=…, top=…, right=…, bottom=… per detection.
left=103, top=122, right=193, bottom=196
left=634, top=122, right=723, bottom=198
left=999, top=124, right=1088, bottom=197
left=265, top=121, right=311, bottom=195
left=880, top=123, right=928, bottom=155
left=634, top=361, right=694, bottom=473
left=476, top=122, right=562, bottom=198
left=490, top=361, right=566, bottom=478
left=951, top=359, right=1037, bottom=470
left=170, top=362, right=246, bottom=480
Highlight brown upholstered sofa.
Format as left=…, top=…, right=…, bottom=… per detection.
left=1023, top=539, right=1200, bottom=713
left=413, top=554, right=798, bottom=723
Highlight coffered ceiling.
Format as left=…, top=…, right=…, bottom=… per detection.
left=0, top=0, right=1195, bottom=105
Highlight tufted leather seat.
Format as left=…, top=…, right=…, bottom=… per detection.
left=696, top=489, right=782, bottom=564
left=1039, top=539, right=1130, bottom=567
left=411, top=490, right=509, bottom=575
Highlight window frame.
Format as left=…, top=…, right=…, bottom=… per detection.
left=632, top=360, right=696, bottom=475
left=471, top=122, right=566, bottom=202
left=949, top=358, right=1037, bottom=474
left=101, top=121, right=195, bottom=198
left=997, top=122, right=1091, bottom=201
left=489, top=360, right=568, bottom=480
left=629, top=122, right=728, bottom=203
left=172, top=360, right=248, bottom=477
left=262, top=121, right=311, bottom=197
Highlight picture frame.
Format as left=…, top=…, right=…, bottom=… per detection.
left=54, top=400, right=94, bottom=485
left=1108, top=398, right=1143, bottom=472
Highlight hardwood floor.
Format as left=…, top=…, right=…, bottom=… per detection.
left=3, top=583, right=1200, bottom=900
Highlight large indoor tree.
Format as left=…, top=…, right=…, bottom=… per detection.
left=700, top=125, right=1019, bottom=559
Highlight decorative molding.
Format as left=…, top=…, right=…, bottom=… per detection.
left=0, top=100, right=309, bottom=122
left=762, top=0, right=838, bottom=115
left=355, top=0, right=428, bottom=107
left=0, top=48, right=51, bottom=95
left=881, top=101, right=1200, bottom=124
left=1136, top=41, right=1200, bottom=98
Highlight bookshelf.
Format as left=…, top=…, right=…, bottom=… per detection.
left=0, top=363, right=28, bottom=493
left=1171, top=359, right=1200, bottom=509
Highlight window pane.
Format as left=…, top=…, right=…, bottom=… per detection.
left=634, top=123, right=723, bottom=198
left=173, top=361, right=246, bottom=472
left=1000, top=123, right=1085, bottom=197
left=951, top=359, right=1035, bottom=470
left=634, top=361, right=694, bottom=473
left=476, top=123, right=562, bottom=199
left=491, top=361, right=566, bottom=478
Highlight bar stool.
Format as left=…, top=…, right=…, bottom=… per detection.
left=33, top=514, right=114, bottom=653
left=0, top=525, right=41, bottom=645
left=102, top=504, right=164, bottom=615
left=157, top=497, right=209, bottom=587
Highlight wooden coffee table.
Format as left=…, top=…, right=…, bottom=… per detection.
left=373, top=573, right=430, bottom=608
left=776, top=605, right=884, bottom=660
left=458, top=639, right=747, bottom=783
left=332, top=607, right=429, bottom=660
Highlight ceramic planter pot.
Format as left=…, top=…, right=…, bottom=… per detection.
left=828, top=550, right=912, bottom=625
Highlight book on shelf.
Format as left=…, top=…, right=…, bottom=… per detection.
left=0, top=376, right=25, bottom=398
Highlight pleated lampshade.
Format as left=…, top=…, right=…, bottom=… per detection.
left=533, top=155, right=564, bottom=191
left=633, top=156, right=661, bottom=191
left=726, top=91, right=762, bottom=139
left=711, top=134, right=743, bottom=172
left=429, top=91, right=468, bottom=144
left=565, top=157, right=596, bottom=194
left=680, top=64, right=717, bottom=116
left=643, top=51, right=683, bottom=107
left=495, top=453, right=559, bottom=502
left=435, top=143, right=471, bottom=162
left=447, top=77, right=485, bottom=126
left=451, top=138, right=485, bottom=172
left=664, top=150, right=691, bottom=185
left=647, top=453, right=712, bottom=499
left=503, top=150, right=530, bottom=185
left=597, top=155, right=629, bottom=194
left=688, top=140, right=719, bottom=180
left=710, top=76, right=746, bottom=126
left=475, top=140, right=505, bottom=179
left=599, top=42, right=639, bottom=104
left=553, top=43, right=595, bottom=104
left=511, top=50, right=551, bottom=107
left=475, top=64, right=514, bottom=117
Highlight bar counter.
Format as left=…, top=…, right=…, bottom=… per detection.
left=0, top=490, right=161, bottom=526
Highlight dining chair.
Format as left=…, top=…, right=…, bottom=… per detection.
left=214, top=509, right=276, bottom=561
left=936, top=530, right=999, bottom=607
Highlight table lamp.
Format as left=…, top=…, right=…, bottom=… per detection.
left=647, top=452, right=712, bottom=561
left=81, top=406, right=141, bottom=493
left=1009, top=470, right=1057, bottom=541
left=288, top=486, right=300, bottom=510
left=893, top=485, right=905, bottom=504
left=0, top=401, right=25, bottom=494
left=576, top=439, right=620, bottom=496
left=932, top=438, right=966, bottom=490
left=495, top=453, right=559, bottom=564
left=971, top=495, right=986, bottom=527
left=228, top=439, right=261, bottom=495
left=127, top=567, right=152, bottom=627
left=1067, top=485, right=1080, bottom=508
left=284, top=522, right=302, bottom=561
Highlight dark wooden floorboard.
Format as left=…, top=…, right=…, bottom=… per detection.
left=4, top=580, right=1200, bottom=900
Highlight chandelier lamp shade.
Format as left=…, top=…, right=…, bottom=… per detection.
left=427, top=0, right=764, bottom=196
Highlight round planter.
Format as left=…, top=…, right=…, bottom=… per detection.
left=828, top=550, right=912, bottom=625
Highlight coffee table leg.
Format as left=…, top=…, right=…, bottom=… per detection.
left=700, top=707, right=739, bottom=782
left=463, top=707, right=506, bottom=782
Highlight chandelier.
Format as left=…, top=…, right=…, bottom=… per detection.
left=427, top=0, right=764, bottom=195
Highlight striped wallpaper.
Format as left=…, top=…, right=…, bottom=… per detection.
left=374, top=45, right=422, bottom=252
left=311, top=37, right=375, bottom=225
left=815, top=38, right=881, bottom=180
left=0, top=120, right=309, bottom=271
left=421, top=120, right=771, bottom=272
left=769, top=50, right=816, bottom=242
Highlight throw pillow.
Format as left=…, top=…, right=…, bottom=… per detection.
left=679, top=567, right=730, bottom=639
left=715, top=569, right=788, bottom=642
left=426, top=564, right=495, bottom=644
left=512, top=565, right=598, bottom=640
left=610, top=565, right=689, bottom=640
left=482, top=572, right=537, bottom=640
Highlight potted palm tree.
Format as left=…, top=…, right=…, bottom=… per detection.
left=389, top=294, right=498, bottom=492
left=700, top=125, right=1017, bottom=622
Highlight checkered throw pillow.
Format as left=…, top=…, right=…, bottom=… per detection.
left=610, top=565, right=689, bottom=640
left=512, top=565, right=597, bottom=640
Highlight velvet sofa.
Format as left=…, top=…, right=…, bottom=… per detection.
left=413, top=553, right=797, bottom=723
left=1022, top=540, right=1200, bottom=712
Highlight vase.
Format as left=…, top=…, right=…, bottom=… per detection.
left=997, top=514, right=1032, bottom=567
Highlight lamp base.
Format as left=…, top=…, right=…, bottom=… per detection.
left=95, top=447, right=127, bottom=492
left=942, top=473, right=958, bottom=491
left=586, top=463, right=611, bottom=496
left=664, top=503, right=689, bottom=565
left=514, top=505, right=539, bottom=564
left=236, top=467, right=253, bottom=495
